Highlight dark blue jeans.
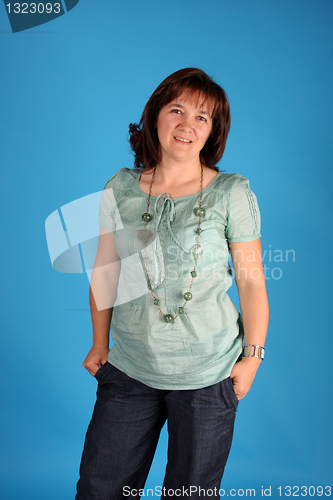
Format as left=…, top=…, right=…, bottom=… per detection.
left=75, top=362, right=239, bottom=499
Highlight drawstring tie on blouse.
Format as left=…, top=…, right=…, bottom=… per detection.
left=154, top=193, right=191, bottom=254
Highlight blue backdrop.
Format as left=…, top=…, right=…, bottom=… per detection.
left=1, top=1, right=332, bottom=498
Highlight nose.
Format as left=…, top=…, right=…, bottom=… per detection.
left=178, top=114, right=192, bottom=132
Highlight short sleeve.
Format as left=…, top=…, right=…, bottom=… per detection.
left=226, top=177, right=261, bottom=242
left=98, top=175, right=118, bottom=233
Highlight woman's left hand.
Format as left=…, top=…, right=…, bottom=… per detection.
left=230, top=356, right=262, bottom=400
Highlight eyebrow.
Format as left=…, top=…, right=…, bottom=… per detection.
left=168, top=102, right=211, bottom=116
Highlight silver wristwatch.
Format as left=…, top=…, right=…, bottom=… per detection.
left=242, top=344, right=265, bottom=361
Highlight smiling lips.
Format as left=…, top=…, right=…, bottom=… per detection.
left=174, top=136, right=192, bottom=143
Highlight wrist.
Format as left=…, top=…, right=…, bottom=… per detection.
left=240, top=355, right=262, bottom=374
left=92, top=329, right=110, bottom=349
left=241, top=355, right=262, bottom=366
left=92, top=340, right=109, bottom=349
left=242, top=344, right=265, bottom=361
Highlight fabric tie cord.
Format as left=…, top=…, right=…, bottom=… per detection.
left=153, top=193, right=191, bottom=254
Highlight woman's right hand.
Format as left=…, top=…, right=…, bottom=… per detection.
left=84, top=228, right=118, bottom=377
left=82, top=344, right=109, bottom=377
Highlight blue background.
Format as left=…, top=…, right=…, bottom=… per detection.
left=1, top=1, right=332, bottom=498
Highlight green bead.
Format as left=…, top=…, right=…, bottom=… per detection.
left=194, top=207, right=205, bottom=217
left=142, top=212, right=152, bottom=222
left=196, top=228, right=203, bottom=235
left=190, top=271, right=197, bottom=278
left=178, top=307, right=184, bottom=314
left=184, top=292, right=193, bottom=301
left=164, top=314, right=173, bottom=323
left=191, top=244, right=203, bottom=258
left=153, top=298, right=159, bottom=306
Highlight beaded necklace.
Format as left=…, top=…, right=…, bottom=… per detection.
left=138, top=164, right=206, bottom=323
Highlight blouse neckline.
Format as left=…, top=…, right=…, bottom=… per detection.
left=134, top=168, right=223, bottom=201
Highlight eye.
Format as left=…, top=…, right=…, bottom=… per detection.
left=171, top=108, right=182, bottom=115
left=197, top=115, right=207, bottom=122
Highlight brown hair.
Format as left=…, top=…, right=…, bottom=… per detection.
left=129, top=68, right=231, bottom=172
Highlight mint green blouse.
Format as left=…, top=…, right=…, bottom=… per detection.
left=98, top=168, right=261, bottom=390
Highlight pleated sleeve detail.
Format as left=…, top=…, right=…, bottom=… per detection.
left=225, top=176, right=261, bottom=242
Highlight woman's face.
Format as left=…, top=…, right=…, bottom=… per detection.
left=156, top=91, right=213, bottom=166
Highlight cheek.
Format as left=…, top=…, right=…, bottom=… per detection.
left=199, top=128, right=212, bottom=146
left=157, top=116, right=175, bottom=142
left=157, top=124, right=167, bottom=145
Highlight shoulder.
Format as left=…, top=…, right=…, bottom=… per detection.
left=103, top=167, right=143, bottom=191
left=211, top=172, right=252, bottom=195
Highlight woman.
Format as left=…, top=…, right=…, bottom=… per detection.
left=75, top=68, right=269, bottom=499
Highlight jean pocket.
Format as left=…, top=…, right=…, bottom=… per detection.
left=224, top=376, right=239, bottom=410
left=94, top=361, right=110, bottom=382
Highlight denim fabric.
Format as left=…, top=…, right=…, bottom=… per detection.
left=75, top=362, right=238, bottom=500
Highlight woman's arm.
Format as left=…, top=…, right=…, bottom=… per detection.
left=82, top=228, right=121, bottom=376
left=229, top=238, right=269, bottom=399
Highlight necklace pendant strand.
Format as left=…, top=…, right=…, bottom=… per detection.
left=139, top=164, right=205, bottom=323
left=137, top=228, right=154, bottom=246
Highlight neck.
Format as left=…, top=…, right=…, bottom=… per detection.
left=154, top=159, right=202, bottom=188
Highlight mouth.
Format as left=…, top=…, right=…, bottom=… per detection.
left=174, top=136, right=192, bottom=143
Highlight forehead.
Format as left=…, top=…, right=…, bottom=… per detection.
left=166, top=90, right=214, bottom=114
